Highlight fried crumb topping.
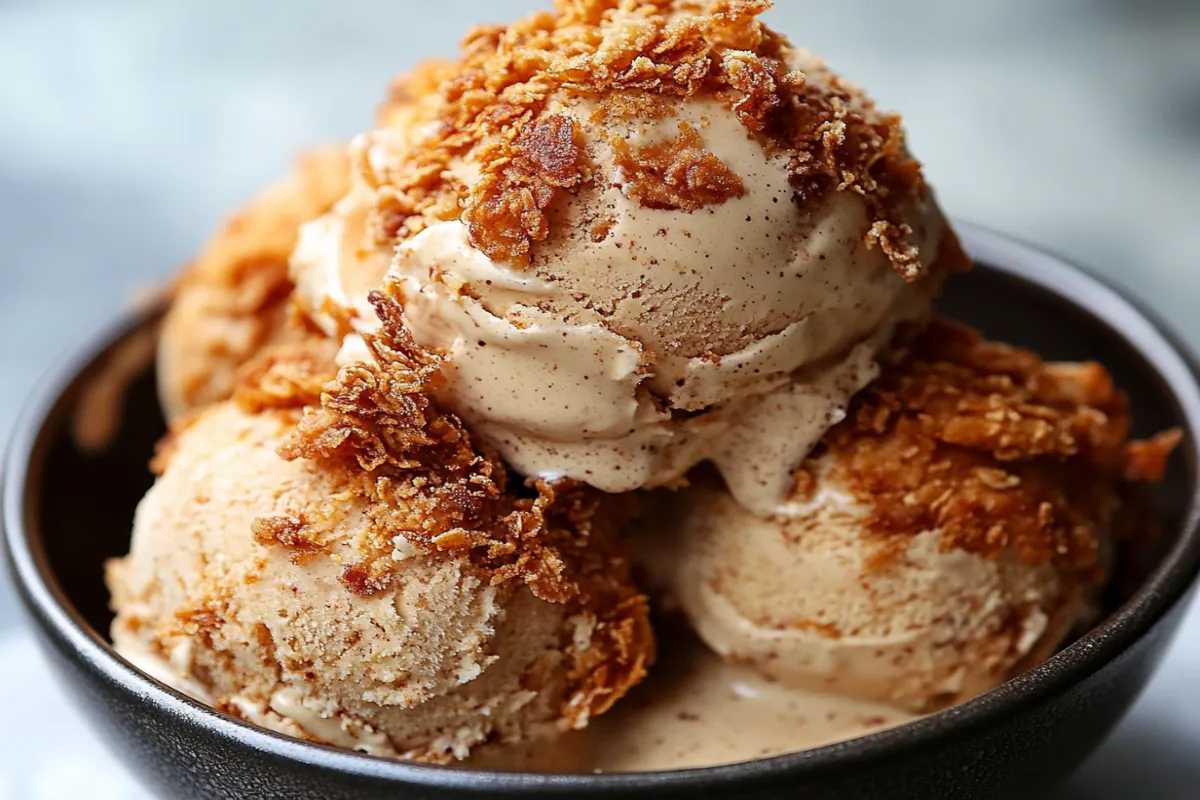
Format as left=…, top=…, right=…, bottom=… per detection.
left=250, top=513, right=325, bottom=563
left=823, top=318, right=1180, bottom=578
left=610, top=122, right=746, bottom=211
left=232, top=338, right=339, bottom=414
left=461, top=114, right=587, bottom=262
left=1123, top=430, right=1182, bottom=483
left=237, top=293, right=652, bottom=724
left=365, top=0, right=928, bottom=275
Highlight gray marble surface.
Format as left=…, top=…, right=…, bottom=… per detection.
left=1, top=1, right=1198, bottom=797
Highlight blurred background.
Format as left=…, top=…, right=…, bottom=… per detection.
left=0, top=0, right=1197, bottom=797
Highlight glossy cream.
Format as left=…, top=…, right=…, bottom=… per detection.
left=290, top=181, right=391, bottom=336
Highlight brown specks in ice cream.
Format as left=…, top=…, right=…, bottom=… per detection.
left=292, top=1, right=964, bottom=510
left=112, top=0, right=1176, bottom=772
left=260, top=296, right=654, bottom=722
left=109, top=324, right=652, bottom=760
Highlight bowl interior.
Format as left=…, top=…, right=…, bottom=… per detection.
left=8, top=235, right=1200, bottom=787
left=34, top=354, right=163, bottom=637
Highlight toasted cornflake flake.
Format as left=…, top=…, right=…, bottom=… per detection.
left=821, top=318, right=1180, bottom=579
left=232, top=291, right=652, bottom=726
left=611, top=122, right=746, bottom=210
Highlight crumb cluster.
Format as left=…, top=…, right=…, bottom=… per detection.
left=234, top=293, right=653, bottom=724
left=610, top=122, right=746, bottom=211
left=821, top=318, right=1179, bottom=578
left=366, top=0, right=928, bottom=275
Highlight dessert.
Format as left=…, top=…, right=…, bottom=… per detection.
left=642, top=320, right=1177, bottom=714
left=158, top=147, right=350, bottom=421
left=111, top=319, right=651, bottom=762
left=107, top=0, right=1178, bottom=772
left=290, top=0, right=968, bottom=515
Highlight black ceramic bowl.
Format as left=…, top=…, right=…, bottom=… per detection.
left=4, top=225, right=1200, bottom=800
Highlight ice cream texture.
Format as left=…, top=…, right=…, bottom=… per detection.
left=642, top=320, right=1178, bottom=711
left=110, top=327, right=652, bottom=761
left=112, top=0, right=1181, bottom=772
left=290, top=0, right=969, bottom=513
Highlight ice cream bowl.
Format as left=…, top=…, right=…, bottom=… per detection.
left=4, top=224, right=1200, bottom=799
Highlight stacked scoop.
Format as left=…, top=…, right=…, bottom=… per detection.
left=108, top=0, right=1178, bottom=770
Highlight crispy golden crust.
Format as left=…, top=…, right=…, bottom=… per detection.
left=364, top=0, right=927, bottom=275
left=460, top=114, right=587, bottom=263
left=1123, top=430, right=1182, bottom=483
left=609, top=121, right=746, bottom=211
left=818, top=318, right=1179, bottom=580
left=234, top=298, right=653, bottom=726
left=158, top=147, right=350, bottom=418
left=232, top=338, right=340, bottom=414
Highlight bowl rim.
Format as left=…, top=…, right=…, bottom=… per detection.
left=5, top=224, right=1200, bottom=793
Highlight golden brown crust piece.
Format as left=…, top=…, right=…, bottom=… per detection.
left=366, top=0, right=927, bottom=275
left=819, top=318, right=1180, bottom=581
left=232, top=338, right=340, bottom=415
left=157, top=147, right=350, bottom=419
left=234, top=296, right=653, bottom=726
left=609, top=121, right=746, bottom=211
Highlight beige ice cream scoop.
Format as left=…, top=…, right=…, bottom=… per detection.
left=289, top=1, right=971, bottom=514
left=157, top=147, right=350, bottom=421
left=645, top=484, right=1089, bottom=713
left=109, top=333, right=652, bottom=761
left=642, top=320, right=1175, bottom=712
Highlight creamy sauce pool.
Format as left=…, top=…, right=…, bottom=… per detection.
left=473, top=633, right=918, bottom=774
left=585, top=637, right=915, bottom=772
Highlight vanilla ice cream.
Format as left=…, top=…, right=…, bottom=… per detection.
left=289, top=2, right=968, bottom=515
left=642, top=320, right=1159, bottom=712
left=108, top=393, right=652, bottom=761
left=645, top=482, right=1088, bottom=712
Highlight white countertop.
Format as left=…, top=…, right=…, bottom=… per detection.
left=1, top=1, right=1198, bottom=796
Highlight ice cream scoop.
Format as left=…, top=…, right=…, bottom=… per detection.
left=642, top=320, right=1176, bottom=712
left=645, top=482, right=1090, bottom=713
left=158, top=147, right=350, bottom=420
left=290, top=1, right=970, bottom=514
left=109, top=331, right=652, bottom=761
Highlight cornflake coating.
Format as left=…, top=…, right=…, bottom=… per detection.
left=825, top=318, right=1177, bottom=579
left=309, top=0, right=965, bottom=509
left=365, top=0, right=928, bottom=274
left=111, top=328, right=652, bottom=761
left=157, top=147, right=351, bottom=419
left=609, top=122, right=747, bottom=211
left=253, top=294, right=654, bottom=724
